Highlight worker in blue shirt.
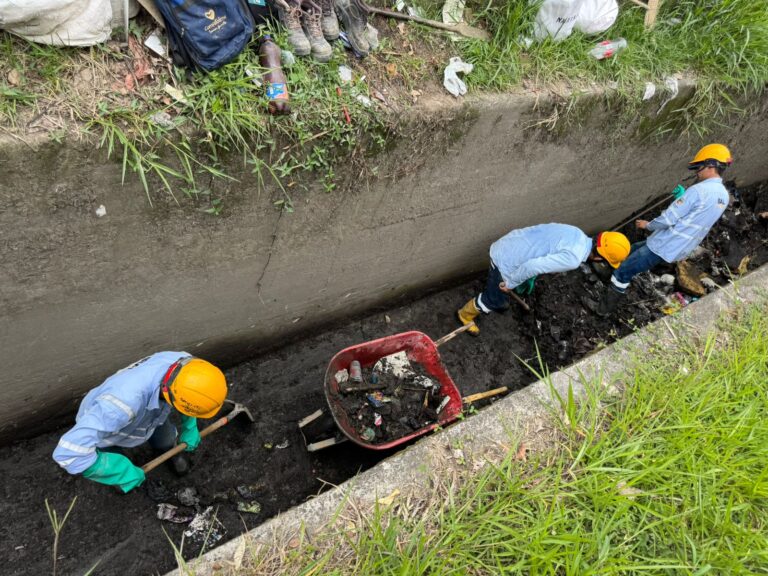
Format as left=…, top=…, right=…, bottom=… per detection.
left=457, top=224, right=631, bottom=335
left=52, top=352, right=227, bottom=493
left=591, top=144, right=733, bottom=317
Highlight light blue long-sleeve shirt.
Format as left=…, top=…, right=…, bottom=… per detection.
left=489, top=223, right=592, bottom=289
left=646, top=177, right=729, bottom=263
left=52, top=351, right=190, bottom=474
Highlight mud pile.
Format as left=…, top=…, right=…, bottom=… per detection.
left=0, top=181, right=765, bottom=576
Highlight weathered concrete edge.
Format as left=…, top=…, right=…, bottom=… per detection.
left=169, top=265, right=768, bottom=575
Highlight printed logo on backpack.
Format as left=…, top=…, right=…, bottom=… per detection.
left=154, top=0, right=255, bottom=71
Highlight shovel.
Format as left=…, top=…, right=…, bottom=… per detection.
left=141, top=399, right=255, bottom=474
left=356, top=0, right=491, bottom=41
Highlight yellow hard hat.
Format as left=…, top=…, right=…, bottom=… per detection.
left=161, top=357, right=227, bottom=419
left=596, top=231, right=631, bottom=269
left=689, top=143, right=733, bottom=169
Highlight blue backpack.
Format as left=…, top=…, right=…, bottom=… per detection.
left=155, top=0, right=255, bottom=72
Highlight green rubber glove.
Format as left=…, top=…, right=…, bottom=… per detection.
left=513, top=276, right=536, bottom=296
left=672, top=184, right=686, bottom=199
left=82, top=451, right=145, bottom=493
left=179, top=415, right=201, bottom=452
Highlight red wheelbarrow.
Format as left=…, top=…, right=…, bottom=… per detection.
left=298, top=323, right=507, bottom=452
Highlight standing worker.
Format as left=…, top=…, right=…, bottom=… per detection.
left=589, top=144, right=733, bottom=317
left=457, top=223, right=631, bottom=335
left=52, top=352, right=227, bottom=493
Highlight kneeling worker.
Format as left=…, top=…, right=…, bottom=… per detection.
left=52, top=352, right=227, bottom=493
left=457, top=223, right=631, bottom=335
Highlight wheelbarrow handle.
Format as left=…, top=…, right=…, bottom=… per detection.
left=462, top=386, right=508, bottom=404
left=434, top=322, right=476, bottom=347
left=140, top=413, right=235, bottom=473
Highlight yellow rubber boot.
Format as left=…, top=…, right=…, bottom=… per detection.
left=457, top=298, right=481, bottom=336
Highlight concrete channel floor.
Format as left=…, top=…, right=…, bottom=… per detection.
left=1, top=184, right=767, bottom=576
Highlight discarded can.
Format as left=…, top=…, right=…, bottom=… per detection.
left=374, top=412, right=383, bottom=426
left=350, top=360, right=363, bottom=383
left=436, top=395, right=450, bottom=414
left=361, top=427, right=376, bottom=441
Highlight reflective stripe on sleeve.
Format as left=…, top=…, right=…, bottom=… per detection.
left=98, top=394, right=136, bottom=420
left=57, top=439, right=96, bottom=455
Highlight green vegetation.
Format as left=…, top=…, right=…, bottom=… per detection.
left=1, top=0, right=767, bottom=198
left=240, top=303, right=768, bottom=574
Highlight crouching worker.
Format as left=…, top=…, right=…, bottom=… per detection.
left=589, top=144, right=733, bottom=317
left=52, top=352, right=227, bottom=493
left=457, top=223, right=630, bottom=335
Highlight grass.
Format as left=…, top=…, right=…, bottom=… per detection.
left=234, top=302, right=768, bottom=575
left=2, top=0, right=768, bottom=198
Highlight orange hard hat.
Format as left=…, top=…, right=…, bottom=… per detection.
left=161, top=357, right=227, bottom=419
left=596, top=231, right=631, bottom=269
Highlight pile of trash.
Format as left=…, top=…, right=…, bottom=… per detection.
left=335, top=352, right=451, bottom=444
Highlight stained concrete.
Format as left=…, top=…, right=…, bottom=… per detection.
left=1, top=87, right=768, bottom=441
left=174, top=265, right=768, bottom=576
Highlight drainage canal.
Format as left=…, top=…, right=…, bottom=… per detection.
left=1, top=181, right=766, bottom=576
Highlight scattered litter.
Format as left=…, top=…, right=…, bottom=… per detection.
left=373, top=412, right=383, bottom=426
left=350, top=360, right=363, bottom=382
left=377, top=489, right=400, bottom=507
left=334, top=369, right=349, bottom=384
left=642, top=82, right=656, bottom=101
left=443, top=57, right=473, bottom=98
left=676, top=260, right=706, bottom=297
left=657, top=76, right=678, bottom=114
left=184, top=507, right=226, bottom=545
left=658, top=274, right=675, bottom=286
left=616, top=480, right=644, bottom=499
left=384, top=314, right=391, bottom=323
left=236, top=484, right=263, bottom=500
left=177, top=487, right=200, bottom=507
left=361, top=427, right=376, bottom=441
left=7, top=69, right=21, bottom=87
left=236, top=500, right=262, bottom=514
left=146, top=479, right=174, bottom=502
left=149, top=111, right=175, bottom=129
left=588, top=38, right=627, bottom=60
left=263, top=442, right=274, bottom=450
left=442, top=0, right=465, bottom=24
left=366, top=23, right=379, bottom=50
left=338, top=65, right=353, bottom=84
left=575, top=0, right=619, bottom=35
left=144, top=30, right=168, bottom=59
left=355, top=94, right=372, bottom=107
left=163, top=83, right=188, bottom=105
left=276, top=439, right=290, bottom=449
left=14, top=545, right=24, bottom=551
left=157, top=503, right=194, bottom=524
left=244, top=67, right=263, bottom=88
left=436, top=395, right=450, bottom=414
left=95, top=205, right=107, bottom=217
left=701, top=277, right=718, bottom=291
left=281, top=49, right=296, bottom=67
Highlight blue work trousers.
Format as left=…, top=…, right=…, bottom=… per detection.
left=148, top=418, right=177, bottom=452
left=611, top=241, right=664, bottom=293
left=476, top=263, right=510, bottom=313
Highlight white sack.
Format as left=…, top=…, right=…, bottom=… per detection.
left=532, top=0, right=585, bottom=41
left=0, top=0, right=112, bottom=46
left=574, top=0, right=619, bottom=35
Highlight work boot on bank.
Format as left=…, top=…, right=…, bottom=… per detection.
left=302, top=2, right=333, bottom=62
left=457, top=298, right=481, bottom=336
left=279, top=0, right=311, bottom=57
left=319, top=0, right=339, bottom=40
left=334, top=0, right=369, bottom=55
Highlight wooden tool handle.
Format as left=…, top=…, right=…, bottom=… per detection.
left=463, top=386, right=508, bottom=404
left=141, top=414, right=232, bottom=473
left=434, top=322, right=476, bottom=347
left=508, top=291, right=531, bottom=311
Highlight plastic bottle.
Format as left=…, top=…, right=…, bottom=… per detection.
left=259, top=35, right=291, bottom=115
left=588, top=38, right=627, bottom=60
left=349, top=360, right=362, bottom=383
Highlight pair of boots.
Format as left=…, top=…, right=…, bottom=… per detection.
left=279, top=0, right=336, bottom=62
left=280, top=0, right=374, bottom=61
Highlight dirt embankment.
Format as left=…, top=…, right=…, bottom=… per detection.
left=1, top=181, right=765, bottom=576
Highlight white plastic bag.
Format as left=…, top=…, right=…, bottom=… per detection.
left=532, top=0, right=585, bottom=42
left=0, top=0, right=112, bottom=46
left=443, top=56, right=473, bottom=98
left=575, top=0, right=619, bottom=35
